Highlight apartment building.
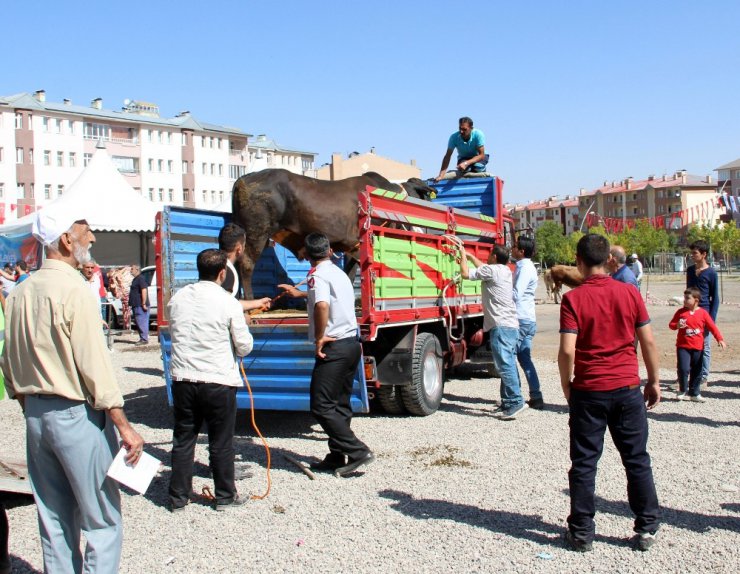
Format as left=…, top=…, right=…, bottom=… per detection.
left=716, top=158, right=740, bottom=197
left=0, top=91, right=318, bottom=224
left=507, top=196, right=579, bottom=234
left=577, top=171, right=718, bottom=230
left=246, top=134, right=316, bottom=176
left=316, top=148, right=420, bottom=181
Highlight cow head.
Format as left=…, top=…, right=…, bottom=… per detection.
left=402, top=178, right=438, bottom=201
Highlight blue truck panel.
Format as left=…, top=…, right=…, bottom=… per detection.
left=431, top=177, right=498, bottom=218
left=158, top=206, right=368, bottom=413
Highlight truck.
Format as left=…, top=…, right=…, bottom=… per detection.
left=156, top=176, right=509, bottom=416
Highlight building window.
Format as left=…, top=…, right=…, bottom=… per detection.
left=55, top=119, right=62, bottom=134
left=17, top=183, right=25, bottom=198
left=83, top=122, right=111, bottom=140
left=166, top=132, right=171, bottom=144
left=157, top=131, right=162, bottom=144
left=42, top=117, right=50, bottom=132
left=147, top=130, right=152, bottom=143
left=69, top=152, right=76, bottom=168
left=44, top=184, right=51, bottom=199
left=219, top=190, right=224, bottom=203
left=44, top=150, right=51, bottom=166
left=202, top=190, right=207, bottom=202
left=183, top=189, right=190, bottom=202
left=148, top=188, right=154, bottom=201
left=0, top=147, right=3, bottom=162
left=167, top=160, right=173, bottom=173
left=15, top=113, right=23, bottom=129
left=209, top=137, right=214, bottom=149
left=29, top=149, right=33, bottom=164
left=148, top=159, right=154, bottom=172
left=157, top=159, right=163, bottom=172
left=211, top=190, right=216, bottom=203
left=210, top=163, right=215, bottom=175
left=158, top=188, right=163, bottom=202
left=68, top=120, right=75, bottom=134
left=168, top=188, right=174, bottom=202
left=182, top=161, right=188, bottom=174
left=734, top=170, right=740, bottom=179
left=201, top=137, right=206, bottom=148
left=202, top=163, right=207, bottom=175
left=112, top=156, right=139, bottom=173
left=84, top=153, right=92, bottom=167
left=16, top=148, right=24, bottom=164
left=29, top=184, right=34, bottom=198
left=218, top=164, right=223, bottom=176
left=57, top=151, right=64, bottom=167
left=0, top=183, right=4, bottom=198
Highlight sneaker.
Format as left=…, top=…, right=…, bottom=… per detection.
left=565, top=530, right=593, bottom=552
left=334, top=451, right=375, bottom=477
left=634, top=530, right=658, bottom=551
left=676, top=392, right=688, bottom=401
left=492, top=405, right=506, bottom=417
left=528, top=398, right=545, bottom=410
left=214, top=494, right=247, bottom=511
left=134, top=340, right=148, bottom=346
left=701, top=377, right=708, bottom=387
left=500, top=403, right=529, bottom=421
left=690, top=394, right=707, bottom=403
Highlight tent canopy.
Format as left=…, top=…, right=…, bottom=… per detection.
left=0, top=146, right=159, bottom=236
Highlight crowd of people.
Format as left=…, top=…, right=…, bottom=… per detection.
left=0, top=192, right=730, bottom=570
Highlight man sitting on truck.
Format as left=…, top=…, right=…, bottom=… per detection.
left=435, top=116, right=489, bottom=181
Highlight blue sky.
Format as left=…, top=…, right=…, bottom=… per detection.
left=2, top=1, right=738, bottom=203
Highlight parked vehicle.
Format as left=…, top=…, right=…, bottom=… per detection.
left=156, top=177, right=508, bottom=416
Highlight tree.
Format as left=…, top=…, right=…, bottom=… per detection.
left=629, top=220, right=670, bottom=266
left=535, top=221, right=569, bottom=266
left=709, top=222, right=740, bottom=272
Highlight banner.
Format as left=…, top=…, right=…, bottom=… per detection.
left=0, top=229, right=43, bottom=270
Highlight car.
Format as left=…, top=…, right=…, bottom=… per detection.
left=105, top=265, right=157, bottom=329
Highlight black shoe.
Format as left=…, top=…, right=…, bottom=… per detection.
left=565, top=530, right=593, bottom=552
left=134, top=340, right=148, bottom=346
left=169, top=503, right=188, bottom=513
left=634, top=530, right=659, bottom=551
left=528, top=398, right=545, bottom=410
left=334, top=452, right=375, bottom=477
left=214, top=494, right=247, bottom=511
left=310, top=453, right=346, bottom=472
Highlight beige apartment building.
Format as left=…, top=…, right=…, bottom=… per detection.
left=507, top=196, right=579, bottom=234
left=0, top=91, right=316, bottom=223
left=316, top=148, right=420, bottom=181
left=578, top=171, right=719, bottom=230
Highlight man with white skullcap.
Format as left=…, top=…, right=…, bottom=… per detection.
left=2, top=209, right=144, bottom=573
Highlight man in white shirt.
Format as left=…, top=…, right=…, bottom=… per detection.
left=167, top=249, right=254, bottom=511
left=512, top=236, right=544, bottom=409
left=279, top=233, right=374, bottom=477
left=630, top=253, right=644, bottom=289
left=460, top=244, right=527, bottom=420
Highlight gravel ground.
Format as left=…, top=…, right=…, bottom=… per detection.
left=2, top=276, right=739, bottom=573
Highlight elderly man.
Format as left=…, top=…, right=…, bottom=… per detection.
left=2, top=209, right=144, bottom=573
left=167, top=249, right=254, bottom=510
left=435, top=116, right=489, bottom=181
left=607, top=246, right=639, bottom=290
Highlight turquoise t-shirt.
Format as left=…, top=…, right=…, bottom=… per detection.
left=447, top=128, right=486, bottom=160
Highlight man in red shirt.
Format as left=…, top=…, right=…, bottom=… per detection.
left=558, top=234, right=661, bottom=552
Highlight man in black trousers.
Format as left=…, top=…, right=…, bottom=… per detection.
left=280, top=233, right=373, bottom=477
left=167, top=249, right=254, bottom=510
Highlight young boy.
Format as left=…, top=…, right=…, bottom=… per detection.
left=669, top=287, right=726, bottom=402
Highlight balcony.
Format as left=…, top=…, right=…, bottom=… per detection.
left=83, top=135, right=139, bottom=145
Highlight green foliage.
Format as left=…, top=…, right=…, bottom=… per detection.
left=709, top=222, right=740, bottom=268
left=535, top=221, right=567, bottom=266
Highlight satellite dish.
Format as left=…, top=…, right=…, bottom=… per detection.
left=123, top=98, right=132, bottom=106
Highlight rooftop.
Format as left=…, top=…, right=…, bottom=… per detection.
left=580, top=172, right=715, bottom=197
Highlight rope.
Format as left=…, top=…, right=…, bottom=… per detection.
left=240, top=360, right=272, bottom=500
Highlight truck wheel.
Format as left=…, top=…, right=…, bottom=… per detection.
left=376, top=385, right=406, bottom=415
left=402, top=332, right=444, bottom=416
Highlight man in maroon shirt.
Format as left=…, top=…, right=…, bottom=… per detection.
left=558, top=234, right=661, bottom=552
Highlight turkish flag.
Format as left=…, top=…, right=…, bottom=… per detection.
left=24, top=205, right=32, bottom=215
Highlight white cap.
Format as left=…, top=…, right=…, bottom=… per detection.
left=631, top=253, right=638, bottom=258
left=32, top=208, right=87, bottom=246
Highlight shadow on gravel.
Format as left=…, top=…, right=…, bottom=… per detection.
left=378, top=489, right=631, bottom=549
left=124, top=366, right=164, bottom=377
left=123, top=386, right=172, bottom=430
left=720, top=503, right=740, bottom=513
left=589, top=495, right=740, bottom=534
left=440, top=394, right=570, bottom=416
left=649, top=412, right=740, bottom=428
left=700, top=388, right=739, bottom=400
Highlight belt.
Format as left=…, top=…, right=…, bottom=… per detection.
left=627, top=384, right=639, bottom=390
left=173, top=378, right=210, bottom=385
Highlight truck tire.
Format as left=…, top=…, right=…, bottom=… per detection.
left=401, top=332, right=444, bottom=416
left=376, top=385, right=406, bottom=415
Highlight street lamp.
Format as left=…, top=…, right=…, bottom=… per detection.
left=579, top=198, right=597, bottom=232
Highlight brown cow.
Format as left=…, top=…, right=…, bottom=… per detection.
left=544, top=265, right=583, bottom=304
left=231, top=169, right=437, bottom=298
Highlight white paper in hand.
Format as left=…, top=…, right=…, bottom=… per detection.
left=107, top=447, right=161, bottom=494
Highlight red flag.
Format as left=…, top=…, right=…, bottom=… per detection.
left=10, top=204, right=16, bottom=212
left=24, top=205, right=32, bottom=215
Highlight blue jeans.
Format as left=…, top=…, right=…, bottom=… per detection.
left=568, top=386, right=660, bottom=542
left=701, top=330, right=711, bottom=380
left=25, top=396, right=122, bottom=574
left=490, top=327, right=523, bottom=409
left=132, top=305, right=150, bottom=342
left=516, top=320, right=542, bottom=401
left=677, top=347, right=703, bottom=396
left=459, top=154, right=490, bottom=174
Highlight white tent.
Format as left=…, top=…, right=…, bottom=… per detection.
left=0, top=145, right=160, bottom=265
